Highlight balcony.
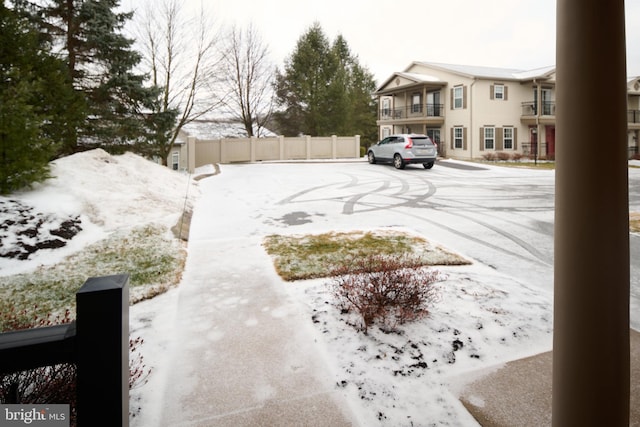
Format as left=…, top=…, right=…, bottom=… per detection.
left=629, top=110, right=640, bottom=124
left=522, top=101, right=556, bottom=116
left=379, top=103, right=444, bottom=121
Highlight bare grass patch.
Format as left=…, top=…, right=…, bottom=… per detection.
left=263, top=230, right=470, bottom=281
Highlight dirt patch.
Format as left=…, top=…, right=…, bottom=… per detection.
left=0, top=199, right=82, bottom=260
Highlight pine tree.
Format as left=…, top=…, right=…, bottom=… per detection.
left=0, top=3, right=81, bottom=193
left=273, top=23, right=377, bottom=144
left=39, top=0, right=162, bottom=153
left=274, top=22, right=335, bottom=136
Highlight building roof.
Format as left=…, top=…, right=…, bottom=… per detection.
left=410, top=61, right=556, bottom=80
left=176, top=119, right=277, bottom=142
left=375, top=61, right=556, bottom=94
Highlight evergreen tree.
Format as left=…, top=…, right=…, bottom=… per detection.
left=273, top=23, right=377, bottom=144
left=0, top=3, right=81, bottom=193
left=274, top=22, right=335, bottom=136
left=39, top=0, right=162, bottom=153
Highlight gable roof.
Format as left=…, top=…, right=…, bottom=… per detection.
left=375, top=71, right=447, bottom=95
left=629, top=76, right=640, bottom=94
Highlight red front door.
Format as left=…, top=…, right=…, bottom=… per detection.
left=546, top=126, right=556, bottom=158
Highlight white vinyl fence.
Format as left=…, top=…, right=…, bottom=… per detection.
left=172, top=135, right=361, bottom=172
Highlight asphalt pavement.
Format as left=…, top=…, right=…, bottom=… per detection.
left=157, top=159, right=640, bottom=425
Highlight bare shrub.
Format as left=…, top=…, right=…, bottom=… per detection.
left=496, top=152, right=511, bottom=161
left=329, top=254, right=440, bottom=333
left=511, top=152, right=523, bottom=161
left=482, top=152, right=497, bottom=161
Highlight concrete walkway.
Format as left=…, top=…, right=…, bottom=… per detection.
left=159, top=236, right=358, bottom=426
left=457, top=329, right=640, bottom=426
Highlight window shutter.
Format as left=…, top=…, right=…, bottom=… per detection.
left=496, top=128, right=504, bottom=151
left=463, top=127, right=468, bottom=150
left=450, top=127, right=454, bottom=150
left=504, top=86, right=509, bottom=101
left=463, top=86, right=468, bottom=109
left=450, top=88, right=454, bottom=110
left=490, top=85, right=495, bottom=100
left=479, top=127, right=484, bottom=151
left=513, top=128, right=518, bottom=150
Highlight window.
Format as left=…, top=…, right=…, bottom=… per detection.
left=504, top=127, right=514, bottom=149
left=494, top=84, right=504, bottom=100
left=454, top=86, right=463, bottom=109
left=382, top=98, right=390, bottom=117
left=454, top=127, right=463, bottom=149
left=172, top=151, right=179, bottom=170
left=484, top=127, right=495, bottom=150
left=427, top=129, right=441, bottom=144
left=412, top=93, right=421, bottom=113
left=382, top=127, right=391, bottom=138
left=427, top=91, right=441, bottom=116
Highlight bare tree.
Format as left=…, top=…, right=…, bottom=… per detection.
left=135, top=0, right=224, bottom=164
left=220, top=24, right=275, bottom=137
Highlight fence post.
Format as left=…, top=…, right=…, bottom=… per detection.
left=279, top=135, right=285, bottom=160
left=355, top=135, right=361, bottom=158
left=187, top=136, right=196, bottom=173
left=75, top=274, right=129, bottom=427
left=331, top=135, right=337, bottom=159
left=250, top=136, right=257, bottom=162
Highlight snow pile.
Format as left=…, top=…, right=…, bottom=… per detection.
left=0, top=149, right=198, bottom=276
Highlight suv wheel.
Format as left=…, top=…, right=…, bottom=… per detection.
left=423, top=162, right=434, bottom=169
left=393, top=154, right=405, bottom=169
left=367, top=151, right=376, bottom=164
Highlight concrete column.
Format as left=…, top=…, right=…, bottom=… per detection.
left=553, top=0, right=629, bottom=425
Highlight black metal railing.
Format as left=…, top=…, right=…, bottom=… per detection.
left=628, top=110, right=640, bottom=124
left=521, top=101, right=556, bottom=116
left=379, top=103, right=444, bottom=120
left=520, top=142, right=553, bottom=161
left=0, top=274, right=130, bottom=427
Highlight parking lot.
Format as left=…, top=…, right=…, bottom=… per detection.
left=199, top=158, right=640, bottom=326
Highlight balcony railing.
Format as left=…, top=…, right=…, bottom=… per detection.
left=379, top=103, right=444, bottom=120
left=522, top=101, right=556, bottom=116
left=628, top=110, right=640, bottom=123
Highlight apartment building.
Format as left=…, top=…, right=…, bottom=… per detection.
left=376, top=61, right=640, bottom=160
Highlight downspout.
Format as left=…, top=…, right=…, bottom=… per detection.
left=470, top=78, right=477, bottom=160
left=534, top=78, right=541, bottom=163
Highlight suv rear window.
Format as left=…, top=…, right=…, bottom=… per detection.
left=410, top=137, right=433, bottom=146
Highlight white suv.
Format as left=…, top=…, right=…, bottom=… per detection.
left=367, top=134, right=437, bottom=169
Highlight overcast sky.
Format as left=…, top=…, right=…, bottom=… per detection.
left=125, top=0, right=640, bottom=86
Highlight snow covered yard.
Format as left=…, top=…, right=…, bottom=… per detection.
left=0, top=150, right=564, bottom=426
left=282, top=263, right=552, bottom=426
